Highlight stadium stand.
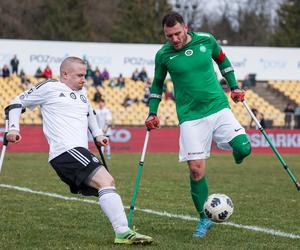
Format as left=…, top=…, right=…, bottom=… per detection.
left=0, top=76, right=295, bottom=128
left=268, top=80, right=300, bottom=105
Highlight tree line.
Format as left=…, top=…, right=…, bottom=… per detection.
left=0, top=0, right=299, bottom=47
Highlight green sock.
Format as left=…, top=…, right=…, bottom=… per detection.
left=190, top=176, right=208, bottom=219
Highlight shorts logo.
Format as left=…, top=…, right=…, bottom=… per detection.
left=92, top=157, right=99, bottom=163
left=188, top=152, right=204, bottom=155
left=80, top=95, right=87, bottom=103
left=199, top=45, right=206, bottom=53
left=70, top=93, right=76, bottom=99
left=185, top=49, right=193, bottom=56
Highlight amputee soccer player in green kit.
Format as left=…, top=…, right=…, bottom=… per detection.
left=145, top=12, right=251, bottom=238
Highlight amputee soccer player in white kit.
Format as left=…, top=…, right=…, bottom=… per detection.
left=5, top=57, right=153, bottom=245
left=145, top=12, right=251, bottom=238
left=95, top=98, right=113, bottom=160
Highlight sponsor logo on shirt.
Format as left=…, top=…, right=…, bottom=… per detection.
left=70, top=92, right=76, bottom=99
left=169, top=55, right=179, bottom=60
left=80, top=95, right=87, bottom=103
left=185, top=49, right=193, bottom=56
left=20, top=94, right=25, bottom=100
left=59, top=93, right=65, bottom=97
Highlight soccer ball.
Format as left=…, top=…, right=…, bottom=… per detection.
left=204, top=193, right=234, bottom=223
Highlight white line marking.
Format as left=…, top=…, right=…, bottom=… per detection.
left=1, top=183, right=299, bottom=239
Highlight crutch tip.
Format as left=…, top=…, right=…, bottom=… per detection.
left=296, top=182, right=300, bottom=191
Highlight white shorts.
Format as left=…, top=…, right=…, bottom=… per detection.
left=179, top=108, right=246, bottom=162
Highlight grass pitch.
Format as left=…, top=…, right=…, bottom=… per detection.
left=0, top=152, right=300, bottom=249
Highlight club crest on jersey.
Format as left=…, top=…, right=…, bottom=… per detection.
left=92, top=156, right=99, bottom=163
left=70, top=92, right=76, bottom=99
left=80, top=95, right=87, bottom=103
left=185, top=49, right=193, bottom=56
left=199, top=45, right=206, bottom=53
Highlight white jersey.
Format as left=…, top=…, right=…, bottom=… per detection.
left=10, top=79, right=102, bottom=161
left=95, top=107, right=112, bottom=136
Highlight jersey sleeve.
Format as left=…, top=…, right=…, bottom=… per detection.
left=11, top=80, right=49, bottom=109
left=88, top=103, right=103, bottom=137
left=210, top=35, right=238, bottom=90
left=149, top=50, right=167, bottom=114
left=8, top=82, right=49, bottom=131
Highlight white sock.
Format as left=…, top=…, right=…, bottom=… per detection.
left=106, top=144, right=111, bottom=156
left=98, top=187, right=129, bottom=234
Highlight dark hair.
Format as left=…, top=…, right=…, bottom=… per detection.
left=162, top=12, right=184, bottom=27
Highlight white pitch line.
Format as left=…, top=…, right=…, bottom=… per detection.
left=1, top=183, right=300, bottom=240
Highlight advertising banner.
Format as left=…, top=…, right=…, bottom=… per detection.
left=1, top=126, right=300, bottom=154
left=0, top=39, right=300, bottom=80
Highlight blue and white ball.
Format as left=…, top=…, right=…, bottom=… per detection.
left=204, top=193, right=234, bottom=223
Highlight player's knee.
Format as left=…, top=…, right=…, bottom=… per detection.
left=189, top=160, right=206, bottom=180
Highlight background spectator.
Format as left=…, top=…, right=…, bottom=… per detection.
left=34, top=67, right=44, bottom=78
left=242, top=74, right=252, bottom=89
left=10, top=55, right=19, bottom=74
left=101, top=68, right=110, bottom=80
left=19, top=69, right=31, bottom=89
left=43, top=65, right=53, bottom=79
left=142, top=85, right=150, bottom=106
left=2, top=64, right=10, bottom=78
left=122, top=94, right=139, bottom=107
left=83, top=55, right=93, bottom=79
left=294, top=105, right=300, bottom=129
left=138, top=67, right=148, bottom=82
left=116, top=73, right=125, bottom=88
left=92, top=69, right=104, bottom=89
left=284, top=103, right=294, bottom=129
left=220, top=78, right=230, bottom=93
left=164, top=80, right=175, bottom=101
left=249, top=106, right=258, bottom=128
left=131, top=68, right=139, bottom=81
left=93, top=90, right=102, bottom=103
left=258, top=112, right=266, bottom=128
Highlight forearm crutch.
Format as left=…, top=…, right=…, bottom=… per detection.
left=128, top=129, right=150, bottom=227
left=243, top=100, right=300, bottom=191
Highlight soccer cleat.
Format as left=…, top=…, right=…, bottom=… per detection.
left=193, top=218, right=214, bottom=238
left=107, top=155, right=111, bottom=160
left=114, top=229, right=153, bottom=245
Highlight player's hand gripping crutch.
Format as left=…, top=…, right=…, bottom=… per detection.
left=0, top=105, right=25, bottom=174
left=0, top=110, right=10, bottom=174
left=128, top=129, right=150, bottom=227
left=94, top=136, right=109, bottom=171
left=242, top=100, right=300, bottom=191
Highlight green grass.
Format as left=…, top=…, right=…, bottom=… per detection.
left=0, top=152, right=300, bottom=249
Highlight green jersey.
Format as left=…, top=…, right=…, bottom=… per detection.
left=149, top=32, right=238, bottom=124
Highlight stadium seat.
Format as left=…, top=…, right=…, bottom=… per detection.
left=0, top=76, right=289, bottom=128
